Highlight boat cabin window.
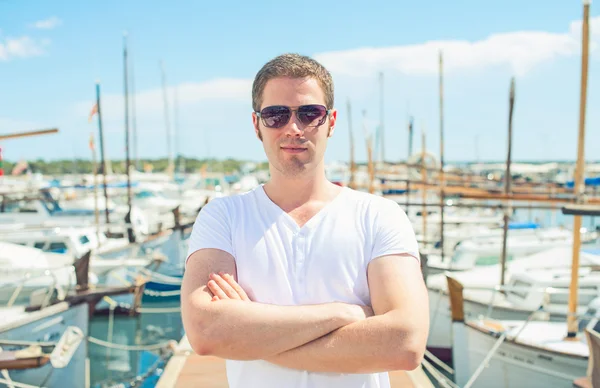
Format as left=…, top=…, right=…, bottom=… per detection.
left=1, top=201, right=37, bottom=213
left=136, top=191, right=155, bottom=199
left=79, top=235, right=90, bottom=245
left=34, top=241, right=46, bottom=250
left=508, top=279, right=530, bottom=299
left=48, top=242, right=68, bottom=253
left=475, top=255, right=511, bottom=266
left=18, top=203, right=39, bottom=213
left=578, top=306, right=600, bottom=333
left=415, top=211, right=435, bottom=216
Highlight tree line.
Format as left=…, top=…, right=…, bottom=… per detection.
left=2, top=156, right=270, bottom=175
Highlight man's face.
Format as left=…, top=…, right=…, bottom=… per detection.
left=252, top=76, right=337, bottom=178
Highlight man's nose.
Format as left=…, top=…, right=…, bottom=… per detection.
left=284, top=113, right=304, bottom=137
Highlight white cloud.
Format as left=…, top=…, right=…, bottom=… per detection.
left=76, top=78, right=252, bottom=122
left=29, top=17, right=62, bottom=30
left=0, top=36, right=46, bottom=61
left=314, top=16, right=600, bottom=77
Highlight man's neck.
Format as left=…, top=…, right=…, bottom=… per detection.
left=263, top=167, right=338, bottom=211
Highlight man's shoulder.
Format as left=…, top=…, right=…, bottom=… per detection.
left=342, top=188, right=400, bottom=212
left=205, top=187, right=260, bottom=210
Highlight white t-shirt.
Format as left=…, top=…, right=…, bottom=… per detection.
left=186, top=185, right=420, bottom=388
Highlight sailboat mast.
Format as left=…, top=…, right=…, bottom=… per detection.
left=408, top=114, right=414, bottom=158
left=439, top=50, right=446, bottom=262
left=347, top=99, right=355, bottom=189
left=123, top=32, right=134, bottom=243
left=160, top=60, right=174, bottom=179
left=567, top=0, right=591, bottom=338
left=94, top=82, right=110, bottom=226
left=130, top=35, right=139, bottom=171
left=421, top=126, right=427, bottom=240
left=500, top=78, right=516, bottom=286
left=379, top=72, right=385, bottom=164
left=174, top=86, right=180, bottom=173
left=363, top=110, right=375, bottom=194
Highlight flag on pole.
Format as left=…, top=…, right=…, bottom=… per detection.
left=88, top=103, right=98, bottom=123
left=89, top=132, right=95, bottom=151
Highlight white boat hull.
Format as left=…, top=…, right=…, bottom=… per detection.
left=0, top=303, right=89, bottom=388
left=462, top=324, right=587, bottom=388
left=427, top=289, right=559, bottom=360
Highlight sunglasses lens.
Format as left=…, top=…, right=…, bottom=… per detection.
left=261, top=106, right=290, bottom=128
left=298, top=105, right=327, bottom=126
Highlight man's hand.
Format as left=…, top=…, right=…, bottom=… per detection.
left=207, top=273, right=374, bottom=318
left=207, top=272, right=251, bottom=301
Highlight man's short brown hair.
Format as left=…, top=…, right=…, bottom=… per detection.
left=252, top=53, right=334, bottom=112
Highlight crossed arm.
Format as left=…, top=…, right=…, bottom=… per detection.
left=180, top=248, right=429, bottom=373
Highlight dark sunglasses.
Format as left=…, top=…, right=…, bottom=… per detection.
left=256, top=104, right=332, bottom=129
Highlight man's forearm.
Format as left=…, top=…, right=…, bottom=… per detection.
left=265, top=310, right=424, bottom=373
left=187, top=297, right=367, bottom=361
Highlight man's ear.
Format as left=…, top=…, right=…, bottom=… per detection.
left=327, top=109, right=337, bottom=137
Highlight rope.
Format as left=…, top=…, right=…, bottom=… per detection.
left=126, top=269, right=182, bottom=285
left=463, top=332, right=508, bottom=388
left=421, top=358, right=459, bottom=388
left=136, top=306, right=181, bottom=314
left=143, top=289, right=181, bottom=297
left=91, top=345, right=175, bottom=388
left=88, top=336, right=176, bottom=351
left=0, top=339, right=56, bottom=347
left=424, top=349, right=454, bottom=375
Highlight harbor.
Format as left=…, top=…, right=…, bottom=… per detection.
left=2, top=0, right=600, bottom=387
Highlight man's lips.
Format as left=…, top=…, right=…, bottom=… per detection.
left=281, top=146, right=307, bottom=153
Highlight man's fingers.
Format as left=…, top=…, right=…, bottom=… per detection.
left=207, top=280, right=229, bottom=300
left=210, top=273, right=240, bottom=299
left=221, top=273, right=251, bottom=301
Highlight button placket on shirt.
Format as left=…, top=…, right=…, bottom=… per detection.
left=295, top=231, right=306, bottom=285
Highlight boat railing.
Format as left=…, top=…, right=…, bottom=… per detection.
left=484, top=283, right=598, bottom=315
left=1, top=266, right=75, bottom=308
left=455, top=282, right=600, bottom=341
left=431, top=279, right=599, bottom=330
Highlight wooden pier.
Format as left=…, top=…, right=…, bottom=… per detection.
left=157, top=336, right=435, bottom=388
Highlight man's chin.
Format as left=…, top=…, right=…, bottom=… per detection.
left=278, top=159, right=312, bottom=176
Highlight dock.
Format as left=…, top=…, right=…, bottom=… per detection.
left=157, top=336, right=435, bottom=388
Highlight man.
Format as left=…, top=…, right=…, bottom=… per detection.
left=181, top=53, right=429, bottom=388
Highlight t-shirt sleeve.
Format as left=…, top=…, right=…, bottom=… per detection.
left=370, top=199, right=420, bottom=262
left=186, top=198, right=234, bottom=265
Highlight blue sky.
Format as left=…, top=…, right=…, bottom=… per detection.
left=0, top=0, right=599, bottom=165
